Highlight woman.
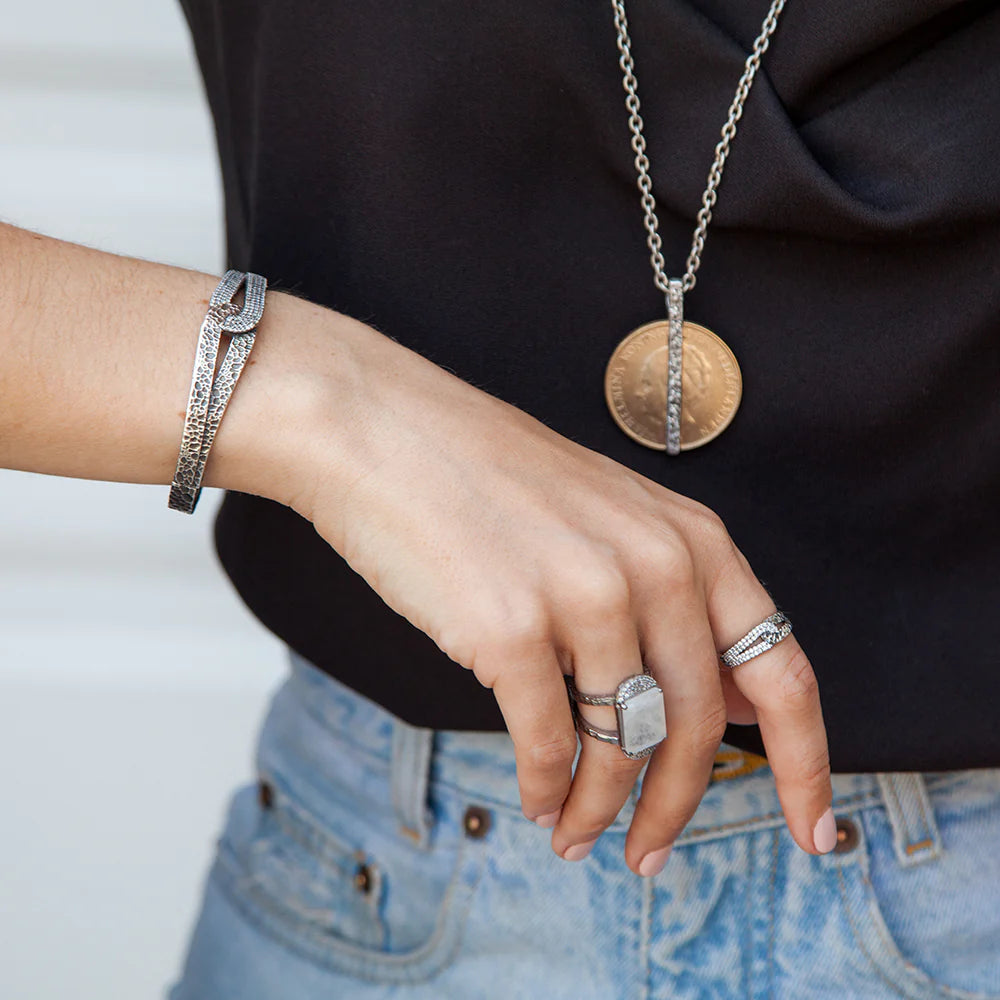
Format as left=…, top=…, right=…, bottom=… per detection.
left=3, top=1, right=998, bottom=996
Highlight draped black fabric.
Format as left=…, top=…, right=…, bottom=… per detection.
left=178, top=0, right=1000, bottom=772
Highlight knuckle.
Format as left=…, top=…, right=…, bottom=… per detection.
left=567, top=562, right=631, bottom=616
left=595, top=747, right=645, bottom=779
left=482, top=600, right=552, bottom=653
left=777, top=648, right=820, bottom=705
left=434, top=620, right=479, bottom=671
left=684, top=503, right=741, bottom=574
left=688, top=501, right=729, bottom=542
left=796, top=746, right=832, bottom=791
left=632, top=796, right=695, bottom=841
left=682, top=703, right=729, bottom=757
left=561, top=821, right=610, bottom=846
left=655, top=541, right=696, bottom=592
left=521, top=732, right=579, bottom=774
left=437, top=595, right=552, bottom=673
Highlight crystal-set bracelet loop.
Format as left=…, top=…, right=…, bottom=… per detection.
left=168, top=269, right=268, bottom=514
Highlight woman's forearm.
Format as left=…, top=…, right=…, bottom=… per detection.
left=0, top=221, right=384, bottom=509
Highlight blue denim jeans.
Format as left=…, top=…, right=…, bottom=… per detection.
left=169, top=652, right=1000, bottom=999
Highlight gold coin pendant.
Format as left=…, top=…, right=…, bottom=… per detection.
left=604, top=320, right=743, bottom=451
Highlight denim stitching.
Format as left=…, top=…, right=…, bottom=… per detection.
left=767, top=828, right=779, bottom=1000
left=834, top=865, right=927, bottom=1000
left=881, top=776, right=908, bottom=865
left=426, top=780, right=881, bottom=840
left=260, top=773, right=365, bottom=870
left=680, top=790, right=877, bottom=840
left=914, top=777, right=932, bottom=835
left=424, top=769, right=990, bottom=828
left=835, top=863, right=999, bottom=1000
left=640, top=875, right=651, bottom=1000
left=213, top=820, right=487, bottom=984
left=745, top=832, right=754, bottom=1000
left=911, top=775, right=942, bottom=861
left=391, top=725, right=434, bottom=849
left=880, top=775, right=942, bottom=867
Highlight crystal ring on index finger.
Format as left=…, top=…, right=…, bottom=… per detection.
left=564, top=667, right=667, bottom=760
left=719, top=610, right=793, bottom=668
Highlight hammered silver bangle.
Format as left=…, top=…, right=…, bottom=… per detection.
left=168, top=269, right=268, bottom=514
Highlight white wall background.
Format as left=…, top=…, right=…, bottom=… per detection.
left=0, top=3, right=288, bottom=997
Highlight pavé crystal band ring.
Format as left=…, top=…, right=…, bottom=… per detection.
left=565, top=669, right=667, bottom=760
left=719, top=610, right=793, bottom=668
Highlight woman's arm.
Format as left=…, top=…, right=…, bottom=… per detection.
left=0, top=221, right=372, bottom=507
left=0, top=219, right=836, bottom=873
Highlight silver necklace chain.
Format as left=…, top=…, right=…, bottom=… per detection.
left=612, top=0, right=788, bottom=297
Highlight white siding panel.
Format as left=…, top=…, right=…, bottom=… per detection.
left=0, top=2, right=289, bottom=997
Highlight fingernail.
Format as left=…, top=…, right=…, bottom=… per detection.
left=813, top=806, right=837, bottom=854
left=562, top=838, right=597, bottom=862
left=638, top=845, right=672, bottom=877
left=533, top=810, right=561, bottom=829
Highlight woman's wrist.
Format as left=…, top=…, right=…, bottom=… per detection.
left=0, top=221, right=395, bottom=529
left=203, top=290, right=393, bottom=531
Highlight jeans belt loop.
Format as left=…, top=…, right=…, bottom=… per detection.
left=876, top=772, right=943, bottom=868
left=390, top=719, right=435, bottom=851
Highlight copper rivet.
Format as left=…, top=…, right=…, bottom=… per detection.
left=833, top=817, right=859, bottom=853
left=463, top=805, right=492, bottom=839
left=257, top=780, right=274, bottom=810
left=354, top=863, right=373, bottom=894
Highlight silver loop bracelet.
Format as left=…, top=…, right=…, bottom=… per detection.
left=168, top=270, right=267, bottom=514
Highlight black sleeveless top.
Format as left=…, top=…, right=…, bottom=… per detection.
left=179, top=0, right=1000, bottom=772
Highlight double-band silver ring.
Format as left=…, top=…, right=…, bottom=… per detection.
left=565, top=668, right=667, bottom=760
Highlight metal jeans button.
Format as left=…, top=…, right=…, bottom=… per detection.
left=833, top=816, right=859, bottom=853
left=463, top=805, right=492, bottom=838
left=353, top=862, right=375, bottom=894
left=257, top=779, right=275, bottom=810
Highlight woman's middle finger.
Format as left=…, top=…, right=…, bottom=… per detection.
left=623, top=585, right=729, bottom=876
left=549, top=612, right=648, bottom=862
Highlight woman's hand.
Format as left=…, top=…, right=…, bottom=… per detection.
left=263, top=308, right=835, bottom=876
left=0, top=222, right=829, bottom=874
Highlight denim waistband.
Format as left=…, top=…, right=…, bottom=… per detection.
left=274, top=652, right=998, bottom=859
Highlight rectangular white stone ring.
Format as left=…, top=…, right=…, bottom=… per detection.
left=615, top=674, right=668, bottom=759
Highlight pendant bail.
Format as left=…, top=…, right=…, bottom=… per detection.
left=666, top=279, right=684, bottom=455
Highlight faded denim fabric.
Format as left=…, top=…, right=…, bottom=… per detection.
left=169, top=653, right=1000, bottom=999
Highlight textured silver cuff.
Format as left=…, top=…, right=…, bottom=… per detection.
left=168, top=270, right=267, bottom=514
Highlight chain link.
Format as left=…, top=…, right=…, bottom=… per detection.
left=612, top=0, right=788, bottom=296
